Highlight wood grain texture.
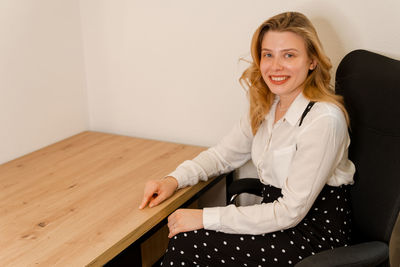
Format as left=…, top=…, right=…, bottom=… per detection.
left=0, top=131, right=210, bottom=266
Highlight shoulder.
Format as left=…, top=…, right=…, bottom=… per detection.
left=299, top=101, right=348, bottom=136
left=307, top=102, right=346, bottom=124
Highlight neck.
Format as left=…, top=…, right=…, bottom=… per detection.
left=278, top=90, right=302, bottom=110
left=278, top=101, right=290, bottom=111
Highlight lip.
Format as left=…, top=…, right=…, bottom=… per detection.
left=269, top=75, right=290, bottom=85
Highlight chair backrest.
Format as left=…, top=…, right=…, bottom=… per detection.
left=335, top=49, right=400, bottom=244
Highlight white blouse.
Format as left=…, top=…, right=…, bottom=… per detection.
left=168, top=93, right=355, bottom=235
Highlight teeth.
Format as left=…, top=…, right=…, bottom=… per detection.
left=271, top=76, right=288, bottom=81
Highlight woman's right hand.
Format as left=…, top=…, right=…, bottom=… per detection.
left=139, top=176, right=178, bottom=209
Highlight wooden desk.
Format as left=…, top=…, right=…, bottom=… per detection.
left=0, top=131, right=223, bottom=266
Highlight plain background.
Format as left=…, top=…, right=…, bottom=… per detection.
left=2, top=0, right=400, bottom=164
left=1, top=1, right=399, bottom=265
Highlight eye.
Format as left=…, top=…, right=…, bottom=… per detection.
left=262, top=53, right=272, bottom=58
left=285, top=53, right=294, bottom=58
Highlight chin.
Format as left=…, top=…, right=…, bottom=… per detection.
left=268, top=86, right=289, bottom=96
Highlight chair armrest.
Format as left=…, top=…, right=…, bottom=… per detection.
left=227, top=178, right=264, bottom=204
left=294, top=241, right=389, bottom=267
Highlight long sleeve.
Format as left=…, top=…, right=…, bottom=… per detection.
left=203, top=106, right=354, bottom=235
left=168, top=114, right=254, bottom=189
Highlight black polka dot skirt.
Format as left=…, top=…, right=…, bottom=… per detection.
left=161, top=184, right=352, bottom=267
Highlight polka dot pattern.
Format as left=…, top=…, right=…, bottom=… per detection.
left=161, top=184, right=352, bottom=266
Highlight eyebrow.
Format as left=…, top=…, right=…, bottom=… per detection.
left=261, top=48, right=300, bottom=52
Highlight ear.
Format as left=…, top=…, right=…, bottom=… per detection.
left=309, top=59, right=317, bottom=70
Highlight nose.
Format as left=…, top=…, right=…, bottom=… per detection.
left=271, top=57, right=283, bottom=71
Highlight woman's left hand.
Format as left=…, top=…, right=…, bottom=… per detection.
left=167, top=209, right=204, bottom=238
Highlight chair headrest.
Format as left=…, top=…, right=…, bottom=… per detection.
left=336, top=49, right=400, bottom=135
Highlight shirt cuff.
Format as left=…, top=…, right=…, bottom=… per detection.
left=203, top=207, right=221, bottom=231
left=166, top=170, right=187, bottom=189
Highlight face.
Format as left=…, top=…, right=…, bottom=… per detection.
left=259, top=31, right=315, bottom=100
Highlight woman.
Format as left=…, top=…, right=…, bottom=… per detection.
left=140, top=12, right=355, bottom=266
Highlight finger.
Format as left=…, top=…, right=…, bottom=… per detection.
left=167, top=212, right=176, bottom=225
left=167, top=219, right=174, bottom=229
left=139, top=187, right=157, bottom=209
left=139, top=191, right=154, bottom=209
left=148, top=191, right=169, bottom=208
left=167, top=214, right=175, bottom=238
left=168, top=225, right=180, bottom=238
left=167, top=219, right=173, bottom=236
left=139, top=197, right=148, bottom=210
left=168, top=222, right=182, bottom=238
left=168, top=230, right=174, bottom=238
left=168, top=211, right=175, bottom=219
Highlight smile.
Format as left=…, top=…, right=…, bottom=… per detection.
left=269, top=75, right=290, bottom=85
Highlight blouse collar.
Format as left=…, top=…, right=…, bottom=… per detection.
left=278, top=92, right=311, bottom=126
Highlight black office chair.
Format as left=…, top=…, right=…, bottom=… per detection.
left=227, top=50, right=400, bottom=267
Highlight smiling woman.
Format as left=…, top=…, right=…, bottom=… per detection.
left=140, top=12, right=355, bottom=267
left=241, top=12, right=349, bottom=135
left=259, top=31, right=316, bottom=123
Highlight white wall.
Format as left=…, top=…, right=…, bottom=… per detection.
left=0, top=0, right=88, bottom=164
left=2, top=0, right=400, bottom=163
left=80, top=0, right=400, bottom=148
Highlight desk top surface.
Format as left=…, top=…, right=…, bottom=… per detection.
left=0, top=131, right=209, bottom=266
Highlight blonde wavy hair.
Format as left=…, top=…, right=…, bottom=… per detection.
left=240, top=12, right=349, bottom=135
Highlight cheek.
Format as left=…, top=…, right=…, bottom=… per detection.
left=259, top=61, right=270, bottom=75
left=290, top=65, right=310, bottom=80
